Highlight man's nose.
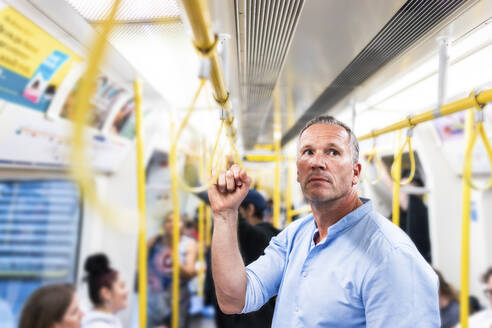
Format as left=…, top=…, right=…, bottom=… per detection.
left=308, top=152, right=326, bottom=169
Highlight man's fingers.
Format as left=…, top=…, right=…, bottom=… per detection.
left=231, top=164, right=242, bottom=186
left=225, top=170, right=236, bottom=192
left=217, top=170, right=226, bottom=193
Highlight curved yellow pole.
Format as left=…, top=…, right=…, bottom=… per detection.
left=134, top=79, right=147, bottom=328
left=70, top=0, right=123, bottom=228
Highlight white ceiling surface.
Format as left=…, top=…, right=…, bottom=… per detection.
left=282, top=0, right=407, bottom=121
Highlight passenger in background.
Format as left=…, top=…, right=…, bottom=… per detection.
left=461, top=267, right=492, bottom=327
left=19, top=283, right=83, bottom=328
left=435, top=269, right=460, bottom=328
left=147, top=211, right=198, bottom=328
left=239, top=189, right=280, bottom=240
left=377, top=159, right=432, bottom=263
left=82, top=253, right=128, bottom=328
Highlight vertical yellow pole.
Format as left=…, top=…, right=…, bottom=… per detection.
left=197, top=148, right=205, bottom=297
left=460, top=108, right=474, bottom=328
left=134, top=79, right=147, bottom=328
left=392, top=131, right=402, bottom=226
left=169, top=118, right=180, bottom=328
left=273, top=87, right=281, bottom=229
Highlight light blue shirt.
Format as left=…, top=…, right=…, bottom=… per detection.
left=242, top=199, right=440, bottom=327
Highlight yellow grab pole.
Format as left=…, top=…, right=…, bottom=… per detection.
left=134, top=79, right=147, bottom=328
left=460, top=108, right=474, bottom=328
left=273, top=87, right=281, bottom=229
left=391, top=131, right=402, bottom=226
left=169, top=118, right=180, bottom=328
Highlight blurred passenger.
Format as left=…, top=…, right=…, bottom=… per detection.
left=147, top=212, right=198, bottom=328
left=377, top=159, right=432, bottom=263
left=239, top=189, right=280, bottom=240
left=435, top=269, right=460, bottom=328
left=19, top=283, right=82, bottom=328
left=82, top=253, right=128, bottom=328
left=183, top=219, right=198, bottom=240
left=465, top=267, right=492, bottom=327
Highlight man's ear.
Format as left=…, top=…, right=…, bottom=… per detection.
left=352, top=162, right=362, bottom=186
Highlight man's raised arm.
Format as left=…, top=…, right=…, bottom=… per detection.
left=208, top=164, right=251, bottom=314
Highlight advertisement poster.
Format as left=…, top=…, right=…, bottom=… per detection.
left=60, top=75, right=127, bottom=130
left=110, top=97, right=136, bottom=139
left=0, top=3, right=82, bottom=112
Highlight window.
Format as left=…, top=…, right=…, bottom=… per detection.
left=0, top=180, right=81, bottom=327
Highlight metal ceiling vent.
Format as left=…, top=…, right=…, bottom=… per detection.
left=281, top=0, right=471, bottom=145
left=235, top=0, right=305, bottom=149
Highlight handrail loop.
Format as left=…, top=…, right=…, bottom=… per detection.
left=462, top=91, right=492, bottom=191
left=172, top=78, right=225, bottom=193
left=390, top=124, right=416, bottom=186
left=363, top=138, right=384, bottom=185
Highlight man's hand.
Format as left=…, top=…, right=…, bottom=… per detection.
left=208, top=164, right=251, bottom=219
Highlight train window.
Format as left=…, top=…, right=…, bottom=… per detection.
left=0, top=180, right=82, bottom=327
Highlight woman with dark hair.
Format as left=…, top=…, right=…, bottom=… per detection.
left=435, top=269, right=460, bottom=328
left=82, top=253, right=128, bottom=328
left=19, top=283, right=82, bottom=328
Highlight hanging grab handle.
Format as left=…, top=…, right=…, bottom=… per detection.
left=391, top=126, right=416, bottom=185
left=463, top=91, right=492, bottom=190
left=363, top=139, right=384, bottom=185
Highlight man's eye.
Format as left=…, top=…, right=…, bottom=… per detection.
left=303, top=149, right=313, bottom=155
left=329, top=150, right=339, bottom=156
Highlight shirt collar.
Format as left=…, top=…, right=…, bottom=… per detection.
left=310, top=198, right=372, bottom=246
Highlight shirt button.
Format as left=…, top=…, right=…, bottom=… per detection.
left=302, top=271, right=307, bottom=277
left=295, top=306, right=299, bottom=312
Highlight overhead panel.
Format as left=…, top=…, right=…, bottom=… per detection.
left=235, top=0, right=305, bottom=149
left=281, top=0, right=472, bottom=146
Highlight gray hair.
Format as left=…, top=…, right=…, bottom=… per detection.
left=299, top=115, right=359, bottom=164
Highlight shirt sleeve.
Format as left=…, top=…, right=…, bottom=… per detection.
left=362, top=245, right=441, bottom=327
left=241, top=228, right=288, bottom=313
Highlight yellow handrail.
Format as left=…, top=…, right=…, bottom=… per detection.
left=197, top=151, right=205, bottom=297
left=134, top=79, right=147, bottom=328
left=358, top=89, right=492, bottom=141
left=289, top=204, right=312, bottom=217
left=391, top=130, right=402, bottom=227
left=180, top=0, right=238, bottom=143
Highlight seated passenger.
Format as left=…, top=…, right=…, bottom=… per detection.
left=463, top=267, right=492, bottom=327
left=19, top=283, right=82, bottom=328
left=147, top=211, right=198, bottom=328
left=82, top=253, right=128, bottom=328
left=435, top=269, right=460, bottom=328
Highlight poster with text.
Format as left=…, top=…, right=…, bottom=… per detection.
left=0, top=2, right=82, bottom=112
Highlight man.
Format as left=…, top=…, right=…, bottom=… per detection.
left=239, top=189, right=280, bottom=240
left=463, top=267, right=492, bottom=327
left=208, top=116, right=440, bottom=327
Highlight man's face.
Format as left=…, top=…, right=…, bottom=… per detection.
left=296, top=123, right=360, bottom=203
